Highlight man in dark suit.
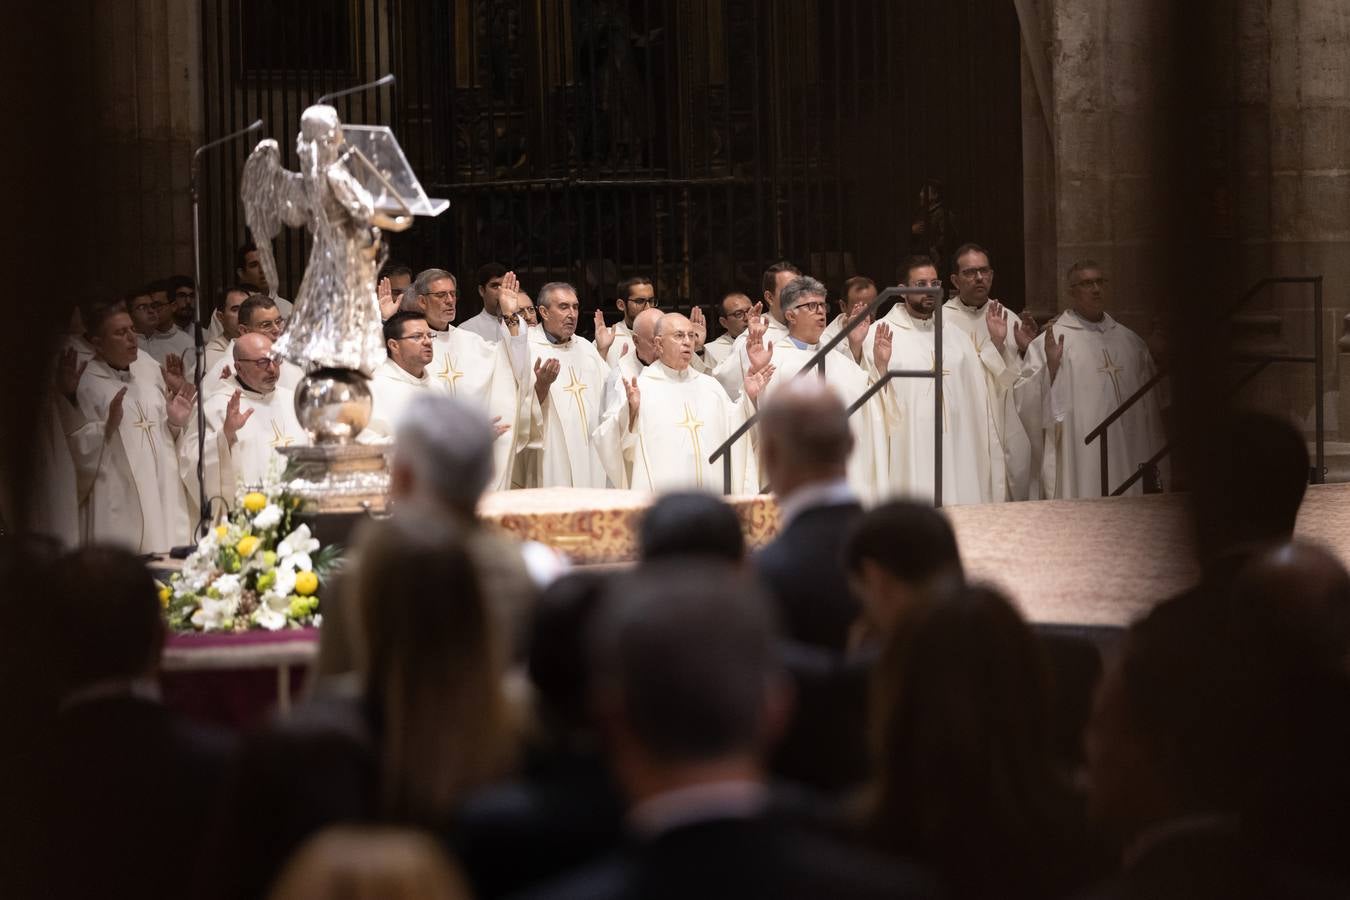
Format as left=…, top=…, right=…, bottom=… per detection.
left=36, top=546, right=236, bottom=900
left=516, top=562, right=940, bottom=900
left=753, top=379, right=863, bottom=652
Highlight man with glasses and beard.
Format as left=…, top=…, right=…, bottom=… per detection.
left=189, top=332, right=305, bottom=503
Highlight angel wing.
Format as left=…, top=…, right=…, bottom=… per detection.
left=240, top=139, right=308, bottom=299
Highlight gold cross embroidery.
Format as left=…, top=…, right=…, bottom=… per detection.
left=674, top=402, right=706, bottom=488
left=1098, top=348, right=1125, bottom=404
left=131, top=400, right=158, bottom=456
left=561, top=366, right=590, bottom=435
left=269, top=419, right=296, bottom=448
left=930, top=352, right=952, bottom=433
left=434, top=354, right=464, bottom=393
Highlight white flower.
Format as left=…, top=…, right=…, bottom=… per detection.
left=276, top=524, right=319, bottom=559
left=312, top=614, right=323, bottom=628
left=214, top=573, right=243, bottom=599
left=272, top=567, right=297, bottom=598
left=252, top=503, right=282, bottom=530
left=191, top=608, right=208, bottom=628
left=254, top=607, right=286, bottom=631
left=289, top=552, right=313, bottom=573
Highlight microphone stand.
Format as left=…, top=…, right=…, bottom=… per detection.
left=316, top=73, right=395, bottom=107
left=181, top=119, right=264, bottom=548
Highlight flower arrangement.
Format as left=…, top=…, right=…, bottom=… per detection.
left=166, top=473, right=340, bottom=632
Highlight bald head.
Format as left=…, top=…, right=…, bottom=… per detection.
left=232, top=332, right=279, bottom=393
left=1232, top=541, right=1350, bottom=667
left=758, top=379, right=853, bottom=497
left=654, top=312, right=696, bottom=369
left=632, top=307, right=664, bottom=364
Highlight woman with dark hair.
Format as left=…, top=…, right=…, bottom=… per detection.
left=866, top=584, right=1096, bottom=900
left=210, top=517, right=517, bottom=899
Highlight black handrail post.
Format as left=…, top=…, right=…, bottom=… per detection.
left=723, top=453, right=733, bottom=496
left=1100, top=437, right=1110, bottom=497
left=1314, top=275, right=1325, bottom=484
left=933, top=295, right=944, bottom=507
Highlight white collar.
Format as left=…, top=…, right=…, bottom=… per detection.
left=1060, top=308, right=1114, bottom=333
left=777, top=478, right=856, bottom=528
left=628, top=780, right=768, bottom=839
left=651, top=360, right=695, bottom=382
left=945, top=297, right=986, bottom=314
left=379, top=357, right=430, bottom=385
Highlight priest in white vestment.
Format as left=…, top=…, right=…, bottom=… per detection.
left=861, top=260, right=992, bottom=505
left=943, top=245, right=1041, bottom=500
left=521, top=283, right=611, bottom=488
left=366, top=311, right=451, bottom=439
left=702, top=291, right=752, bottom=368
left=711, top=262, right=801, bottom=398
left=203, top=286, right=251, bottom=373
left=186, top=333, right=306, bottom=506
left=76, top=306, right=195, bottom=553
left=200, top=295, right=302, bottom=398
left=1019, top=261, right=1167, bottom=498
left=820, top=275, right=878, bottom=359
left=16, top=347, right=106, bottom=546
left=461, top=265, right=518, bottom=344
left=757, top=276, right=888, bottom=504
left=600, top=307, right=663, bottom=413
left=594, top=312, right=770, bottom=492
left=416, top=266, right=528, bottom=490
left=593, top=276, right=656, bottom=365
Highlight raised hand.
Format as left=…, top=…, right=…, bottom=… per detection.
left=489, top=415, right=511, bottom=438
left=744, top=364, right=775, bottom=405
left=58, top=346, right=87, bottom=402
left=689, top=306, right=707, bottom=351
left=749, top=300, right=764, bottom=320
left=1015, top=311, right=1038, bottom=353
left=105, top=386, right=127, bottom=438
left=377, top=277, right=398, bottom=320
left=619, top=342, right=630, bottom=358
left=985, top=300, right=1009, bottom=351
left=533, top=356, right=561, bottom=404
left=1045, top=322, right=1066, bottom=382
left=166, top=384, right=197, bottom=429
left=873, top=322, right=893, bottom=374
left=220, top=364, right=233, bottom=382
left=846, top=299, right=872, bottom=360
left=624, top=377, right=641, bottom=430
left=222, top=389, right=254, bottom=447
left=162, top=353, right=187, bottom=394
left=594, top=310, right=615, bottom=359
left=745, top=316, right=773, bottom=374
left=499, top=271, right=521, bottom=319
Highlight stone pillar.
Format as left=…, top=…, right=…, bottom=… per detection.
left=85, top=0, right=202, bottom=292
left=1267, top=0, right=1350, bottom=433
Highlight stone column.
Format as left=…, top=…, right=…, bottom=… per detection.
left=85, top=0, right=203, bottom=291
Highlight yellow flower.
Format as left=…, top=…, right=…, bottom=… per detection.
left=158, top=586, right=171, bottom=608
left=243, top=492, right=267, bottom=513
left=236, top=535, right=260, bottom=558
left=215, top=524, right=228, bottom=539
left=294, top=570, right=319, bottom=596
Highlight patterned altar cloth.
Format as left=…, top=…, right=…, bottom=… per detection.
left=479, top=488, right=781, bottom=565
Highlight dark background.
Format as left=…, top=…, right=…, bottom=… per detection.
left=199, top=0, right=1025, bottom=320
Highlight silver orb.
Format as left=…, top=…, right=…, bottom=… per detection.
left=293, top=367, right=373, bottom=444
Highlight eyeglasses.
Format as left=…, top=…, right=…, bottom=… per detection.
left=237, top=354, right=279, bottom=369
left=174, top=289, right=196, bottom=301
left=398, top=331, right=434, bottom=343
left=789, top=301, right=827, bottom=314
left=624, top=297, right=655, bottom=306
left=907, top=279, right=944, bottom=289
left=421, top=290, right=456, bottom=301
left=1070, top=277, right=1109, bottom=289
left=251, top=319, right=283, bottom=334
left=722, top=308, right=751, bottom=321
left=958, top=266, right=993, bottom=279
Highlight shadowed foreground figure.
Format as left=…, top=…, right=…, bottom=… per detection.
left=518, top=561, right=941, bottom=900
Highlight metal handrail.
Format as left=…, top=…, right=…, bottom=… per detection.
left=707, top=285, right=947, bottom=502
left=1084, top=275, right=1325, bottom=495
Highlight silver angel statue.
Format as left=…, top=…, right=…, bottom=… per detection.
left=241, top=105, right=411, bottom=376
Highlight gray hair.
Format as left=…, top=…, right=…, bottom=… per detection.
left=399, top=285, right=421, bottom=313
left=413, top=268, right=455, bottom=296
left=779, top=275, right=827, bottom=312
left=536, top=282, right=577, bottom=309
left=393, top=394, right=497, bottom=514
left=590, top=561, right=781, bottom=762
